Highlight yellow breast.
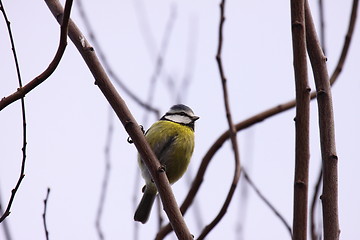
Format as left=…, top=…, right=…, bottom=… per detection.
left=140, top=120, right=195, bottom=184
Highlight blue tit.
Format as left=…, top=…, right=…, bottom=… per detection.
left=134, top=104, right=199, bottom=224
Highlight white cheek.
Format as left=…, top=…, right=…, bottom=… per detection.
left=165, top=115, right=192, bottom=124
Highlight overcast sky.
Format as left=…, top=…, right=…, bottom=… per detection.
left=1, top=0, right=359, bottom=239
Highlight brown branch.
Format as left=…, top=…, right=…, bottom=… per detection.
left=156, top=0, right=357, bottom=237
left=0, top=0, right=72, bottom=112
left=290, top=1, right=310, bottom=240
left=328, top=0, right=358, bottom=86
left=76, top=0, right=160, bottom=119
left=0, top=0, right=72, bottom=223
left=197, top=0, right=241, bottom=239
left=42, top=188, right=51, bottom=240
left=44, top=1, right=193, bottom=239
left=243, top=169, right=292, bottom=237
left=305, top=1, right=340, bottom=239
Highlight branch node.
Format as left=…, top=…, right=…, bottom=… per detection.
left=158, top=165, right=166, bottom=173
left=295, top=180, right=306, bottom=188
left=292, top=20, right=304, bottom=29
left=317, top=88, right=326, bottom=96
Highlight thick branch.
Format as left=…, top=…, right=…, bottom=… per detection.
left=44, top=1, right=192, bottom=239
left=290, top=1, right=310, bottom=240
left=305, top=1, right=340, bottom=239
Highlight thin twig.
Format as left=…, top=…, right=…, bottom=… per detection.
left=76, top=0, right=160, bottom=119
left=42, top=188, right=51, bottom=240
left=198, top=0, right=241, bottom=239
left=243, top=169, right=292, bottom=237
left=0, top=0, right=73, bottom=112
left=0, top=0, right=73, bottom=222
left=155, top=0, right=358, bottom=237
left=305, top=1, right=340, bottom=239
left=95, top=107, right=114, bottom=240
left=290, top=1, right=310, bottom=239
left=0, top=184, right=13, bottom=240
left=310, top=166, right=323, bottom=240
left=0, top=0, right=28, bottom=222
left=318, top=0, right=326, bottom=55
left=45, top=1, right=193, bottom=239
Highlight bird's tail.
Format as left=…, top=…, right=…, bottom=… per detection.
left=134, top=188, right=157, bottom=224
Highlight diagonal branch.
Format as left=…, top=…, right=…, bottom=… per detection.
left=44, top=1, right=193, bottom=239
left=0, top=0, right=72, bottom=112
left=198, top=0, right=241, bottom=239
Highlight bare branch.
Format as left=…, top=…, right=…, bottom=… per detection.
left=329, top=0, right=359, bottom=85
left=44, top=1, right=192, bottom=239
left=310, top=166, right=323, bottom=240
left=305, top=1, right=340, bottom=239
left=198, top=1, right=241, bottom=239
left=0, top=0, right=72, bottom=222
left=42, top=188, right=51, bottom=240
left=290, top=1, right=310, bottom=239
left=0, top=0, right=72, bottom=111
left=156, top=0, right=358, bottom=237
left=318, top=0, right=326, bottom=54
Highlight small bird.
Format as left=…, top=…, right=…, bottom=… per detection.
left=134, top=104, right=199, bottom=224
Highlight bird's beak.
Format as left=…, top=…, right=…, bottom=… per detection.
left=192, top=115, right=200, bottom=121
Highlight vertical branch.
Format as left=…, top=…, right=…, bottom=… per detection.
left=305, top=1, right=340, bottom=239
left=318, top=0, right=326, bottom=54
left=198, top=0, right=241, bottom=239
left=310, top=167, right=322, bottom=240
left=0, top=0, right=27, bottom=223
left=290, top=1, right=310, bottom=240
left=311, top=2, right=359, bottom=239
left=42, top=188, right=51, bottom=240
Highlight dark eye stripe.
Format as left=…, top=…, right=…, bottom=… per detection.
left=166, top=112, right=191, bottom=118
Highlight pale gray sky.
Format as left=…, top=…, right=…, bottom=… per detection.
left=0, top=0, right=359, bottom=239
